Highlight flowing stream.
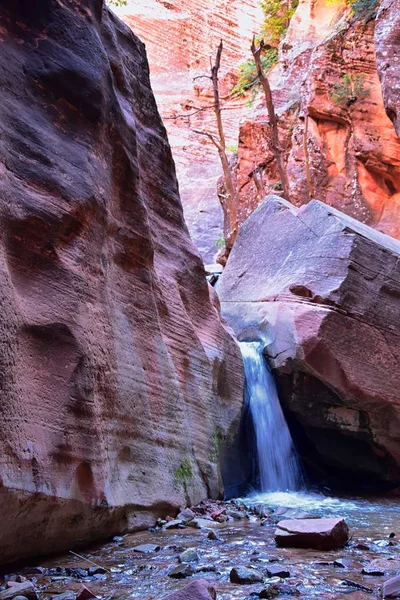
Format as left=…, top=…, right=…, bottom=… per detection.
left=240, top=341, right=303, bottom=492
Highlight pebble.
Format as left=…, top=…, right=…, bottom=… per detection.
left=206, top=529, right=220, bottom=541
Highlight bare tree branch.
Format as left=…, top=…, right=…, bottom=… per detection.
left=251, top=35, right=291, bottom=202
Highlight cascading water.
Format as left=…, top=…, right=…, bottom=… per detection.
left=240, top=341, right=303, bottom=492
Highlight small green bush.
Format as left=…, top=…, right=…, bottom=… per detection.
left=330, top=73, right=370, bottom=107
left=232, top=50, right=278, bottom=98
left=214, top=235, right=225, bottom=250
left=260, top=0, right=300, bottom=46
left=174, top=459, right=193, bottom=486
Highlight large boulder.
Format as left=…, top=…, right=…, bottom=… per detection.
left=275, top=518, right=349, bottom=550
left=217, top=195, right=400, bottom=486
left=0, top=0, right=243, bottom=563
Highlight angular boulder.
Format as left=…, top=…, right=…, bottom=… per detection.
left=217, top=196, right=400, bottom=485
left=0, top=0, right=243, bottom=564
left=274, top=518, right=349, bottom=550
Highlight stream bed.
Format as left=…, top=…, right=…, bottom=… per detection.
left=4, top=492, right=400, bottom=600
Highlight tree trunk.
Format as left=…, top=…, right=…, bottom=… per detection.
left=251, top=37, right=291, bottom=202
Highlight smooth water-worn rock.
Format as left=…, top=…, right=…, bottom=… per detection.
left=0, top=0, right=243, bottom=564
left=275, top=518, right=349, bottom=550
left=230, top=566, right=264, bottom=584
left=217, top=195, right=400, bottom=485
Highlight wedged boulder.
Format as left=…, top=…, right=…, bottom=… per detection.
left=274, top=518, right=349, bottom=550
left=162, top=580, right=216, bottom=600
left=0, top=0, right=243, bottom=564
left=217, top=195, right=400, bottom=485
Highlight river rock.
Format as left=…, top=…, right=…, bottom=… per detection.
left=383, top=575, right=400, bottom=598
left=162, top=580, right=216, bottom=600
left=230, top=567, right=264, bottom=584
left=133, top=544, right=160, bottom=554
left=274, top=518, right=349, bottom=550
left=266, top=565, right=290, bottom=578
left=52, top=593, right=76, bottom=600
left=179, top=548, right=200, bottom=563
left=218, top=196, right=400, bottom=486
left=0, top=583, right=37, bottom=600
left=0, top=0, right=243, bottom=565
left=168, top=564, right=195, bottom=579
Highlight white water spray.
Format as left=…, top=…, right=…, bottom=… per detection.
left=240, top=341, right=303, bottom=492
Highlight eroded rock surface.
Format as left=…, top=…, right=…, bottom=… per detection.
left=236, top=0, right=400, bottom=240
left=0, top=0, right=243, bottom=564
left=217, top=195, right=400, bottom=486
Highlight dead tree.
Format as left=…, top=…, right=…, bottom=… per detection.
left=251, top=36, right=291, bottom=202
left=303, top=113, right=315, bottom=200
left=194, top=41, right=239, bottom=253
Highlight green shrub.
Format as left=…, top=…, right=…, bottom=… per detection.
left=232, top=50, right=278, bottom=98
left=214, top=235, right=225, bottom=250
left=330, top=73, right=370, bottom=106
left=174, top=459, right=193, bottom=486
left=260, top=0, right=300, bottom=46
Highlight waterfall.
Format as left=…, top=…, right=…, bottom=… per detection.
left=240, top=341, right=303, bottom=492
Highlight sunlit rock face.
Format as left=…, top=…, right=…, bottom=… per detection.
left=116, top=0, right=263, bottom=262
left=0, top=0, right=243, bottom=564
left=236, top=0, right=400, bottom=239
left=218, top=196, right=400, bottom=488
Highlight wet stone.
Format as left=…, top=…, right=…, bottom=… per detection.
left=133, top=544, right=161, bottom=554
left=163, top=580, right=216, bottom=600
left=334, top=558, right=363, bottom=569
left=87, top=568, right=106, bottom=576
left=179, top=548, right=199, bottom=563
left=383, top=574, right=400, bottom=598
left=206, top=530, right=220, bottom=541
left=266, top=565, right=290, bottom=578
left=259, top=585, right=279, bottom=599
left=168, top=564, right=194, bottom=579
left=164, top=520, right=184, bottom=530
left=230, top=567, right=264, bottom=584
left=52, top=593, right=76, bottom=600
left=0, top=582, right=37, bottom=600
left=76, top=585, right=97, bottom=600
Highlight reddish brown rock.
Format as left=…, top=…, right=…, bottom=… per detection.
left=0, top=0, right=243, bottom=564
left=235, top=0, right=400, bottom=240
left=162, top=580, right=216, bottom=600
left=275, top=518, right=349, bottom=550
left=217, top=195, right=400, bottom=485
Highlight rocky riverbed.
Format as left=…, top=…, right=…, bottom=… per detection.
left=2, top=493, right=400, bottom=600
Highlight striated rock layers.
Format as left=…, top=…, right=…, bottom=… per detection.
left=0, top=0, right=243, bottom=564
left=117, top=0, right=263, bottom=262
left=235, top=0, right=400, bottom=240
left=217, top=196, right=400, bottom=486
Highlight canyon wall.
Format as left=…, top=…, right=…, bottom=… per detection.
left=0, top=0, right=243, bottom=564
left=114, top=0, right=263, bottom=262
left=236, top=0, right=400, bottom=238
